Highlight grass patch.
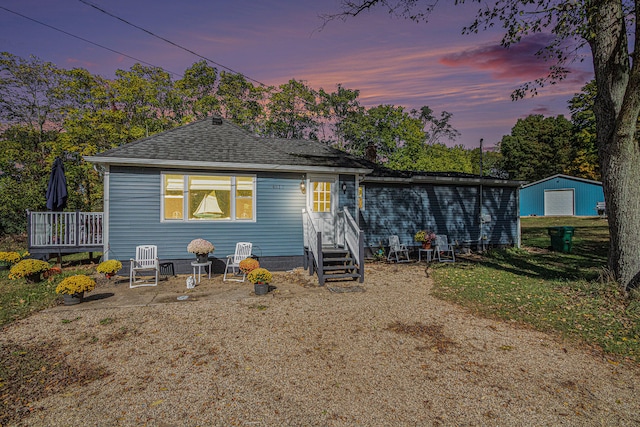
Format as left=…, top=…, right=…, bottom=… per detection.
left=0, top=265, right=96, bottom=326
left=431, top=216, right=640, bottom=363
left=0, top=271, right=60, bottom=326
left=0, top=234, right=101, bottom=326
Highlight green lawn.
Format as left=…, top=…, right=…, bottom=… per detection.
left=0, top=235, right=99, bottom=325
left=431, top=216, right=640, bottom=363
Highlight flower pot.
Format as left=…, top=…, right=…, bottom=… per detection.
left=105, top=273, right=114, bottom=279
left=25, top=272, right=42, bottom=283
left=254, top=283, right=268, bottom=295
left=196, top=253, right=209, bottom=263
left=422, top=242, right=431, bottom=250
left=62, top=292, right=84, bottom=305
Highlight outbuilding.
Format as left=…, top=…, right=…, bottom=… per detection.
left=519, top=174, right=605, bottom=217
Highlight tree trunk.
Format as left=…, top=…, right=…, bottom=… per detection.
left=600, top=137, right=640, bottom=290
left=591, top=1, right=640, bottom=290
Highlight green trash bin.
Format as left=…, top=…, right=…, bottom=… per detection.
left=547, top=226, right=575, bottom=253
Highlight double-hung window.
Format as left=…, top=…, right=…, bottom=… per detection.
left=162, top=173, right=255, bottom=221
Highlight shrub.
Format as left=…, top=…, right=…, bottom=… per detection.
left=239, top=258, right=260, bottom=274
left=96, top=259, right=123, bottom=274
left=247, top=268, right=272, bottom=284
left=8, top=259, right=51, bottom=280
left=414, top=230, right=436, bottom=243
left=0, top=251, right=28, bottom=265
left=55, top=275, right=96, bottom=295
left=187, top=238, right=215, bottom=254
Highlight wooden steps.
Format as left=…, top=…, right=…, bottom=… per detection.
left=319, top=247, right=361, bottom=284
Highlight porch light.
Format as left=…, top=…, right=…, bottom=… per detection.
left=299, top=177, right=306, bottom=194
left=342, top=182, right=347, bottom=194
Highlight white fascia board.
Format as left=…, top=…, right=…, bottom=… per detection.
left=83, top=156, right=372, bottom=175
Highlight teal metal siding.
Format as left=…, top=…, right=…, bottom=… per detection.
left=107, top=167, right=305, bottom=262
left=360, top=183, right=518, bottom=249
left=520, top=176, right=604, bottom=216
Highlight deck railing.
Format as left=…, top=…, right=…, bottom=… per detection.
left=28, top=211, right=104, bottom=248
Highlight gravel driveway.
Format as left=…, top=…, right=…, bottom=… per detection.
left=3, top=263, right=639, bottom=426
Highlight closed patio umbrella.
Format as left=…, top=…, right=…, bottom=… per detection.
left=45, top=157, right=68, bottom=211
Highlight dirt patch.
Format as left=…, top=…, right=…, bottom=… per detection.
left=0, top=341, right=108, bottom=426
left=387, top=321, right=457, bottom=353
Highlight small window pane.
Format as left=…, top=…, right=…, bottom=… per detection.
left=164, top=175, right=184, bottom=220
left=189, top=176, right=231, bottom=220
left=313, top=181, right=331, bottom=212
left=236, top=176, right=254, bottom=220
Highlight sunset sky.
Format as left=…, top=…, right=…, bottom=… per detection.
left=0, top=0, right=594, bottom=149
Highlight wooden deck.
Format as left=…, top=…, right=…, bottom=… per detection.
left=27, top=211, right=104, bottom=258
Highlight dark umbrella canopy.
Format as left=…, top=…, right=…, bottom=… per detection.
left=45, top=157, right=68, bottom=211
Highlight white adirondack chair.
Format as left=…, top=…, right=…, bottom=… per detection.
left=224, top=242, right=253, bottom=281
left=129, top=245, right=159, bottom=288
left=434, top=235, right=456, bottom=262
left=387, top=235, right=410, bottom=263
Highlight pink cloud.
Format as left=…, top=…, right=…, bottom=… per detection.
left=439, top=33, right=565, bottom=81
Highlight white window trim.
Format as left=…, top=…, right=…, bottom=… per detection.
left=307, top=174, right=337, bottom=214
left=161, top=172, right=256, bottom=223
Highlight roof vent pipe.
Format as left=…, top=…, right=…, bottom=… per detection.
left=212, top=117, right=223, bottom=125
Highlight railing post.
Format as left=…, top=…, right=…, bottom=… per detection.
left=26, top=210, right=32, bottom=251
left=316, top=231, right=324, bottom=286
left=358, top=230, right=365, bottom=283
left=75, top=210, right=80, bottom=248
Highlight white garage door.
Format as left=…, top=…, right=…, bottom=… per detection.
left=544, top=189, right=574, bottom=216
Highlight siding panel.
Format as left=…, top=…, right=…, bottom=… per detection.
left=360, top=183, right=518, bottom=251
left=108, top=168, right=306, bottom=263
left=108, top=166, right=519, bottom=265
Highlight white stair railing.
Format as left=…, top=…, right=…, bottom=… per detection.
left=343, top=207, right=365, bottom=282
left=302, top=208, right=325, bottom=284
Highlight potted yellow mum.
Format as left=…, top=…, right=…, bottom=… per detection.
left=96, top=259, right=123, bottom=279
left=56, top=274, right=96, bottom=305
left=247, top=267, right=272, bottom=295
left=8, top=259, right=51, bottom=283
left=0, top=251, right=28, bottom=269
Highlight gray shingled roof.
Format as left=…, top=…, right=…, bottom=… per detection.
left=86, top=117, right=372, bottom=173
left=85, top=117, right=522, bottom=186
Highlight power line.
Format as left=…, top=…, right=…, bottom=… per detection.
left=77, top=0, right=268, bottom=87
left=0, top=5, right=183, bottom=77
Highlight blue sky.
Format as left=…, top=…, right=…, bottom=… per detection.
left=0, top=0, right=594, bottom=148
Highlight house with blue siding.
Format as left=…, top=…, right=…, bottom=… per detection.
left=520, top=174, right=605, bottom=217
left=83, top=117, right=524, bottom=284
left=358, top=168, right=523, bottom=253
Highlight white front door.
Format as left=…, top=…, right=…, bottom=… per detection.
left=307, top=175, right=338, bottom=246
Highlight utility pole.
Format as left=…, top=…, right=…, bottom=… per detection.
left=479, top=138, right=483, bottom=177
